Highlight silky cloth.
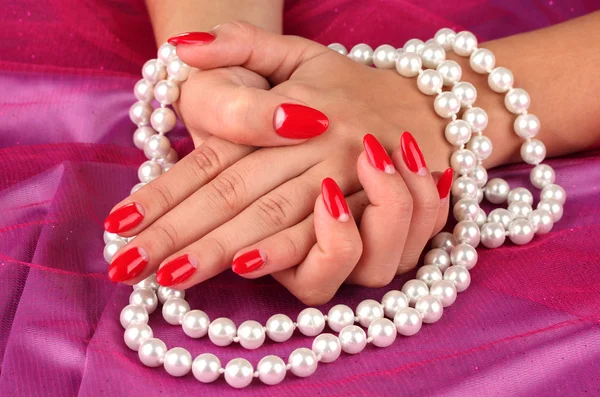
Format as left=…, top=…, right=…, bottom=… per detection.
left=1, top=1, right=599, bottom=396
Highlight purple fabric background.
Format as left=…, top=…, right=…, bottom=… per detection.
left=1, top=1, right=599, bottom=396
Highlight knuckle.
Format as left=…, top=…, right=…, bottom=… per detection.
left=254, top=193, right=294, bottom=229
left=191, top=144, right=223, bottom=180
left=397, top=255, right=420, bottom=275
left=151, top=221, right=179, bottom=252
left=279, top=233, right=302, bottom=261
left=202, top=236, right=228, bottom=263
left=209, top=170, right=246, bottom=211
left=331, top=237, right=363, bottom=265
left=297, top=288, right=335, bottom=307
left=138, top=182, right=175, bottom=213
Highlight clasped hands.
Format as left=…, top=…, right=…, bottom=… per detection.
left=105, top=22, right=454, bottom=305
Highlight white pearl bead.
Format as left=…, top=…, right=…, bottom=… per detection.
left=431, top=232, right=458, bottom=254
left=417, top=70, right=443, bottom=95
left=162, top=297, right=190, bottom=325
left=373, top=44, right=397, bottom=69
left=462, top=107, right=488, bottom=131
left=257, top=355, right=287, bottom=385
left=297, top=308, right=326, bottom=336
left=225, top=358, right=254, bottom=388
left=150, top=107, right=177, bottom=134
left=467, top=135, right=493, bottom=160
left=155, top=148, right=179, bottom=165
left=157, top=286, right=185, bottom=304
left=505, top=88, right=531, bottom=114
left=182, top=310, right=210, bottom=338
left=485, top=178, right=510, bottom=204
left=395, top=52, right=422, bottom=77
left=133, top=274, right=158, bottom=290
left=129, top=101, right=153, bottom=126
left=541, top=184, right=566, bottom=205
left=453, top=220, right=480, bottom=247
left=453, top=198, right=479, bottom=222
left=452, top=31, right=478, bottom=56
left=143, top=134, right=171, bottom=159
left=403, top=38, right=425, bottom=54
left=104, top=239, right=125, bottom=263
left=236, top=320, right=265, bottom=350
left=138, top=338, right=167, bottom=367
left=415, top=295, right=444, bottom=323
left=142, top=59, right=167, bottom=84
left=445, top=120, right=472, bottom=146
left=434, top=28, right=456, bottom=50
left=529, top=209, right=554, bottom=234
left=131, top=182, right=146, bottom=194
left=401, top=279, right=429, bottom=306
left=487, top=208, right=513, bottom=229
left=521, top=139, right=546, bottom=165
left=538, top=199, right=563, bottom=222
left=348, top=43, right=374, bottom=65
left=129, top=288, right=158, bottom=314
left=530, top=164, right=555, bottom=189
left=434, top=92, right=461, bottom=118
left=424, top=248, right=451, bottom=272
left=265, top=314, right=295, bottom=342
left=450, top=243, right=478, bottom=270
left=312, top=333, right=341, bottom=363
left=133, top=126, right=157, bottom=150
left=288, top=348, right=318, bottom=377
left=480, top=222, right=506, bottom=248
left=469, top=48, right=495, bottom=74
left=367, top=318, right=397, bottom=347
left=443, top=266, right=471, bottom=292
left=192, top=353, right=221, bottom=383
left=416, top=264, right=443, bottom=287
left=393, top=307, right=422, bottom=336
left=472, top=165, right=488, bottom=188
left=420, top=42, right=446, bottom=69
left=327, top=304, right=355, bottom=332
left=507, top=187, right=534, bottom=206
left=338, top=325, right=367, bottom=354
left=450, top=149, right=477, bottom=175
left=137, top=160, right=162, bottom=183
left=134, top=79, right=155, bottom=102
left=381, top=290, right=409, bottom=318
left=120, top=304, right=149, bottom=329
left=488, top=67, right=514, bottom=93
left=124, top=322, right=153, bottom=351
left=103, top=230, right=124, bottom=244
left=154, top=80, right=180, bottom=105
left=327, top=43, right=348, bottom=56
left=157, top=42, right=176, bottom=64
left=429, top=280, right=457, bottom=307
left=167, top=57, right=190, bottom=82
left=355, top=299, right=384, bottom=327
left=452, top=82, right=478, bottom=108
left=508, top=201, right=533, bottom=219
left=514, top=113, right=541, bottom=139
left=476, top=190, right=485, bottom=205
left=436, top=60, right=462, bottom=86
left=475, top=208, right=486, bottom=226
left=508, top=218, right=534, bottom=245
left=208, top=317, right=237, bottom=346
left=164, top=347, right=192, bottom=377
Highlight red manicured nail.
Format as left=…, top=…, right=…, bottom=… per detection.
left=400, top=131, right=428, bottom=175
left=108, top=247, right=148, bottom=282
left=363, top=134, right=395, bottom=174
left=167, top=32, right=216, bottom=46
left=156, top=254, right=197, bottom=286
left=437, top=168, right=454, bottom=201
left=104, top=203, right=144, bottom=233
left=273, top=104, right=329, bottom=139
left=322, top=178, right=350, bottom=222
left=232, top=249, right=266, bottom=275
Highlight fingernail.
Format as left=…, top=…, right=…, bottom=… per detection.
left=232, top=249, right=266, bottom=275
left=273, top=104, right=329, bottom=139
left=167, top=32, right=216, bottom=46
left=322, top=178, right=350, bottom=222
left=108, top=247, right=148, bottom=282
left=104, top=203, right=144, bottom=233
left=363, top=134, right=395, bottom=174
left=156, top=254, right=197, bottom=286
left=437, top=168, right=454, bottom=202
left=400, top=131, right=428, bottom=175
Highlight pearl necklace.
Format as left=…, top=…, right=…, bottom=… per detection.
left=105, top=28, right=566, bottom=388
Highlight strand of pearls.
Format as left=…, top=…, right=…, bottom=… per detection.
left=109, top=29, right=566, bottom=388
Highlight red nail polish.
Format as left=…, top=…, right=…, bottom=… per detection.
left=363, top=134, right=395, bottom=174
left=400, top=131, right=428, bottom=175
left=232, top=250, right=266, bottom=275
left=104, top=203, right=144, bottom=233
left=167, top=32, right=216, bottom=46
left=437, top=168, right=454, bottom=200
left=322, top=178, right=350, bottom=222
left=108, top=247, right=148, bottom=282
left=156, top=254, right=197, bottom=286
left=273, top=104, right=329, bottom=139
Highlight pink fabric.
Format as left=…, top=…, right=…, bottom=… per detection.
left=1, top=1, right=599, bottom=395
